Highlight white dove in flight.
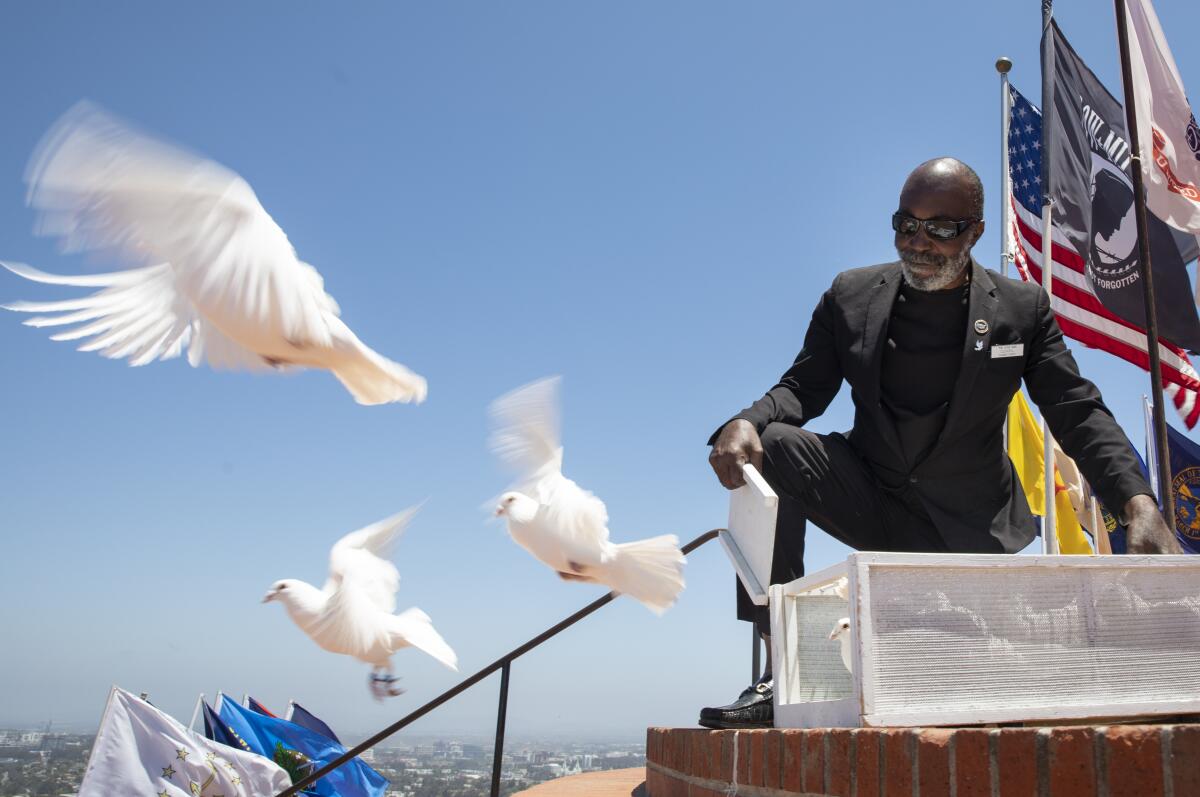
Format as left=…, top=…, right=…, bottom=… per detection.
left=2, top=102, right=426, bottom=405
left=489, top=376, right=686, bottom=615
left=830, top=617, right=853, bottom=674
left=263, top=506, right=457, bottom=699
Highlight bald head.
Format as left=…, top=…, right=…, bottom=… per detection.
left=901, top=157, right=984, bottom=220
left=893, top=157, right=985, bottom=291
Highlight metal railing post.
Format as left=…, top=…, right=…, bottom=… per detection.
left=750, top=625, right=761, bottom=685
left=490, top=662, right=511, bottom=797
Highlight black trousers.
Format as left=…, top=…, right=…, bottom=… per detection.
left=736, top=422, right=951, bottom=635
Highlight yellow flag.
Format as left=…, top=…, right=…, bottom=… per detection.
left=1006, top=391, right=1093, bottom=554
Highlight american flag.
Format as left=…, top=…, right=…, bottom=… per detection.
left=1006, top=84, right=1200, bottom=428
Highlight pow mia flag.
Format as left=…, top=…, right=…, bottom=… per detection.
left=1044, top=21, right=1200, bottom=352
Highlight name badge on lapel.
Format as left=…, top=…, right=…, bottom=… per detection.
left=991, top=343, right=1024, bottom=359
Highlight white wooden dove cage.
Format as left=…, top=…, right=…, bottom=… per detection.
left=769, top=552, right=1200, bottom=728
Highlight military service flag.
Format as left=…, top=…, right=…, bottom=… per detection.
left=79, top=687, right=291, bottom=797
left=1123, top=0, right=1200, bottom=235
left=1041, top=22, right=1200, bottom=350
left=1103, top=425, right=1200, bottom=554
left=1164, top=423, right=1200, bottom=554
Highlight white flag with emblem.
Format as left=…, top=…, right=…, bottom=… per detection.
left=79, top=687, right=291, bottom=797
left=1124, top=0, right=1200, bottom=233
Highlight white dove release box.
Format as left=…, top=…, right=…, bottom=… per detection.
left=765, top=552, right=1200, bottom=728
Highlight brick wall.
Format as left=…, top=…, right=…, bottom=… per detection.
left=645, top=725, right=1200, bottom=796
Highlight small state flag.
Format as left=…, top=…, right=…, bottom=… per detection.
left=286, top=702, right=341, bottom=745
left=247, top=696, right=277, bottom=717
left=201, top=700, right=255, bottom=755
left=1006, top=390, right=1093, bottom=554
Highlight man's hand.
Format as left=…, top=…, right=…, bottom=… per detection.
left=1122, top=493, right=1184, bottom=554
left=709, top=419, right=763, bottom=490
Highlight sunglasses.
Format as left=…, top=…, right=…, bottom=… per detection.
left=892, top=212, right=979, bottom=241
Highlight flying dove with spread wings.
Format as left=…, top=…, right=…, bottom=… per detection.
left=3, top=102, right=426, bottom=405
left=490, top=376, right=686, bottom=614
left=263, top=506, right=457, bottom=699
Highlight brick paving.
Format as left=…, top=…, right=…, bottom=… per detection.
left=514, top=767, right=646, bottom=796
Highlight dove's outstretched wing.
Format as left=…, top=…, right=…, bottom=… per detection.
left=489, top=376, right=563, bottom=482
left=305, top=507, right=419, bottom=659
left=25, top=102, right=338, bottom=351
left=328, top=506, right=420, bottom=615
left=1, top=261, right=268, bottom=370
left=390, top=608, right=458, bottom=670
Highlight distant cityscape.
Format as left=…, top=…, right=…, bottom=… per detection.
left=0, top=728, right=646, bottom=796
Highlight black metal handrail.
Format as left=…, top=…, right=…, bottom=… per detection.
left=275, top=528, right=723, bottom=797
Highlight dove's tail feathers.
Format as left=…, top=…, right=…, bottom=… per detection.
left=2, top=260, right=196, bottom=366
left=331, top=340, right=427, bottom=406
left=602, top=535, right=686, bottom=616
left=390, top=608, right=458, bottom=671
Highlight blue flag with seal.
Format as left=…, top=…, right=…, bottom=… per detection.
left=1166, top=424, right=1200, bottom=554
left=217, top=693, right=388, bottom=797
left=1105, top=430, right=1200, bottom=553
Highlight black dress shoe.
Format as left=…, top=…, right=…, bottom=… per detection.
left=697, top=678, right=773, bottom=729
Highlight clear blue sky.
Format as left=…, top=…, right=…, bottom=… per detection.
left=2, top=1, right=1198, bottom=741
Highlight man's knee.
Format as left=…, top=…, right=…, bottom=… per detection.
left=758, top=422, right=835, bottom=499
left=759, top=422, right=793, bottom=462
left=760, top=423, right=824, bottom=477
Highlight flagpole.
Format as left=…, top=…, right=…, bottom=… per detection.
left=998, top=56, right=1013, bottom=280
left=998, top=56, right=1013, bottom=456
left=1040, top=0, right=1059, bottom=554
left=1092, top=496, right=1114, bottom=554
left=1144, top=394, right=1159, bottom=498
left=1042, top=417, right=1058, bottom=553
left=1115, top=0, right=1175, bottom=522
left=188, top=693, right=204, bottom=733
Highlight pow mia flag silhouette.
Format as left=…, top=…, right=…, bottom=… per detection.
left=1044, top=21, right=1200, bottom=352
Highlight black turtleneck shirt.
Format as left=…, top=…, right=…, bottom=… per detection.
left=879, top=279, right=969, bottom=467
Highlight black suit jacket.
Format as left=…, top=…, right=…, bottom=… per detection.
left=720, top=260, right=1152, bottom=553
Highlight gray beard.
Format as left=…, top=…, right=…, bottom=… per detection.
left=898, top=249, right=971, bottom=291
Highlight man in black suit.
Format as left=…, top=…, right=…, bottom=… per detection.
left=699, top=157, right=1182, bottom=730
